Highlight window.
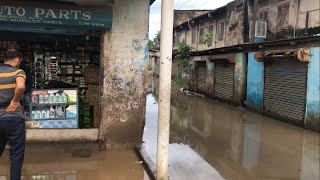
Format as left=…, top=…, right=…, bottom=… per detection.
left=199, top=28, right=204, bottom=43
left=174, top=31, right=180, bottom=46
left=277, top=3, right=289, bottom=29
left=199, top=27, right=209, bottom=44
left=259, top=10, right=268, bottom=21
left=209, top=26, right=214, bottom=34
left=249, top=21, right=253, bottom=39
left=192, top=30, right=197, bottom=44
left=217, top=22, right=225, bottom=41
left=174, top=36, right=180, bottom=46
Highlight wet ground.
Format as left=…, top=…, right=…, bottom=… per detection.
left=143, top=91, right=320, bottom=180
left=0, top=143, right=149, bottom=180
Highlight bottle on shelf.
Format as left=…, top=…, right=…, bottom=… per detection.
left=39, top=95, right=44, bottom=104
left=36, top=111, right=41, bottom=119
left=46, top=109, right=50, bottom=119
left=44, top=94, right=50, bottom=104
left=55, top=93, right=61, bottom=103
left=41, top=110, right=47, bottom=119
left=61, top=93, right=68, bottom=103
left=50, top=106, right=55, bottom=118
left=32, top=111, right=36, bottom=119
left=50, top=93, right=55, bottom=103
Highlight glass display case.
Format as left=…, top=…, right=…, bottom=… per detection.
left=28, top=89, right=79, bottom=129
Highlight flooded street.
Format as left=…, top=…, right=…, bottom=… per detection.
left=143, top=90, right=320, bottom=180
left=0, top=144, right=149, bottom=180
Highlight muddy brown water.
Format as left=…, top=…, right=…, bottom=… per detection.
left=143, top=92, right=320, bottom=180
left=0, top=143, right=149, bottom=180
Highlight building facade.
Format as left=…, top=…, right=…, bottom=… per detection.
left=0, top=0, right=154, bottom=149
left=173, top=0, right=320, bottom=131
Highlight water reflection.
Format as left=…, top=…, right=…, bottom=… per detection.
left=144, top=78, right=320, bottom=180
left=0, top=144, right=149, bottom=180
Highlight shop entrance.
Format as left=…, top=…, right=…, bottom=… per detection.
left=0, top=31, right=102, bottom=129
left=263, top=59, right=308, bottom=126
left=214, top=59, right=235, bottom=103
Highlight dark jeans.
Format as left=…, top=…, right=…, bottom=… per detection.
left=0, top=120, right=25, bottom=180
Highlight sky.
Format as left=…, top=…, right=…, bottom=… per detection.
left=149, top=0, right=234, bottom=39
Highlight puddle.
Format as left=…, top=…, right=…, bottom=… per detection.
left=0, top=143, right=150, bottom=180
left=143, top=91, right=320, bottom=180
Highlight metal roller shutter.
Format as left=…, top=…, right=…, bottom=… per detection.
left=214, top=60, right=235, bottom=103
left=197, top=62, right=207, bottom=93
left=263, top=60, right=308, bottom=126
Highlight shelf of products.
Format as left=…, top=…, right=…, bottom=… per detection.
left=1, top=40, right=99, bottom=128
left=31, top=103, right=77, bottom=107
left=58, top=74, right=83, bottom=77
left=29, top=89, right=79, bottom=129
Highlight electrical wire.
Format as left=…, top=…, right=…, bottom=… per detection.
left=177, top=0, right=197, bottom=10
left=182, top=0, right=201, bottom=10
left=198, top=0, right=210, bottom=8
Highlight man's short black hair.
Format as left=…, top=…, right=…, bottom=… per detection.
left=5, top=49, right=22, bottom=61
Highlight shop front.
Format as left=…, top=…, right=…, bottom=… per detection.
left=256, top=50, right=309, bottom=127
left=213, top=59, right=235, bottom=103
left=191, top=54, right=246, bottom=106
left=195, top=61, right=207, bottom=93
left=0, top=1, right=112, bottom=142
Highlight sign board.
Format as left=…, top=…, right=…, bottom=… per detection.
left=0, top=5, right=112, bottom=30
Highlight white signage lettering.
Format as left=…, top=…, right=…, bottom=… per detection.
left=0, top=6, right=92, bottom=21
left=16, top=7, right=25, bottom=17
left=0, top=5, right=108, bottom=29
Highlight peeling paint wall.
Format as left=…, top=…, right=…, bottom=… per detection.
left=234, top=53, right=247, bottom=106
left=99, top=0, right=149, bottom=149
left=189, top=60, right=197, bottom=92
left=306, top=47, right=320, bottom=131
left=298, top=0, right=320, bottom=29
left=256, top=0, right=320, bottom=34
left=224, top=1, right=245, bottom=47
left=189, top=54, right=246, bottom=106
left=174, top=10, right=210, bottom=27
left=174, top=1, right=245, bottom=52
left=246, top=52, right=264, bottom=112
left=206, top=60, right=214, bottom=97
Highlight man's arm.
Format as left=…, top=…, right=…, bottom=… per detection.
left=12, top=77, right=26, bottom=103
left=6, top=77, right=25, bottom=112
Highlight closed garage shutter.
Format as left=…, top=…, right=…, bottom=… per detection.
left=214, top=60, right=235, bottom=103
left=263, top=60, right=308, bottom=126
left=197, top=62, right=207, bottom=93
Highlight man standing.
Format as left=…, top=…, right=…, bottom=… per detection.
left=0, top=49, right=26, bottom=180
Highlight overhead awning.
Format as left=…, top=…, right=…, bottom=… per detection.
left=57, top=0, right=114, bottom=6
left=254, top=48, right=311, bottom=62
left=193, top=54, right=236, bottom=63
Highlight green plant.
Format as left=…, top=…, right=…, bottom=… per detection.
left=172, top=75, right=188, bottom=88
left=175, top=40, right=192, bottom=71
left=149, top=31, right=161, bottom=50
left=202, top=32, right=215, bottom=47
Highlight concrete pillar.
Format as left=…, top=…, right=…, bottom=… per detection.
left=156, top=0, right=174, bottom=178
left=206, top=60, right=214, bottom=97
left=234, top=53, right=247, bottom=106
left=189, top=59, right=197, bottom=92
left=306, top=47, right=320, bottom=131
left=99, top=0, right=150, bottom=149
left=246, top=38, right=265, bottom=112
left=246, top=52, right=264, bottom=112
